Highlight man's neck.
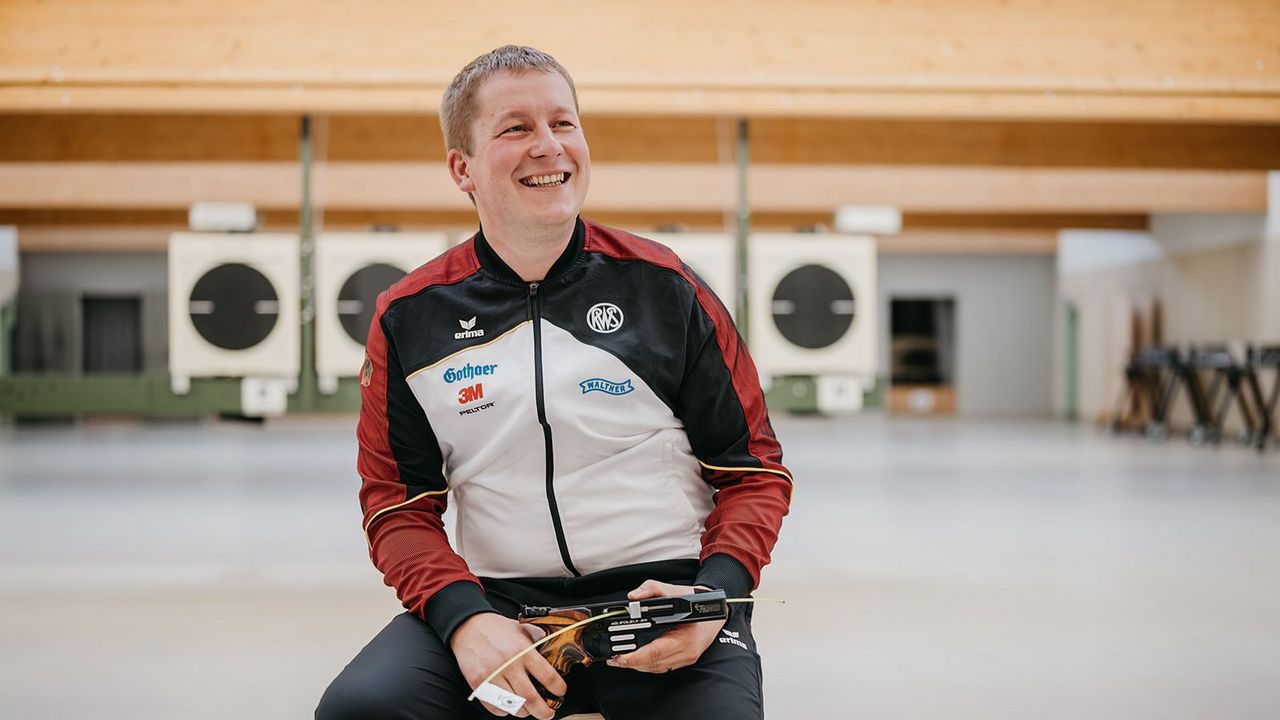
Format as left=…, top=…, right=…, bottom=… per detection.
left=481, top=218, right=576, bottom=282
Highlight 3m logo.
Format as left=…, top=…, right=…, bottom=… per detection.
left=586, top=303, right=624, bottom=334
left=457, top=383, right=484, bottom=405
left=454, top=316, right=485, bottom=340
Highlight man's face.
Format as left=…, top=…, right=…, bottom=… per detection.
left=448, top=71, right=590, bottom=236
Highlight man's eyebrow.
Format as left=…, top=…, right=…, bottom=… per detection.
left=491, top=106, right=576, bottom=125
left=489, top=111, right=527, bottom=127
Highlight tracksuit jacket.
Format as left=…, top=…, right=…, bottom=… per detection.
left=356, top=218, right=792, bottom=642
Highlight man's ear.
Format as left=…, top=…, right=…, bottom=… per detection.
left=447, top=148, right=476, bottom=193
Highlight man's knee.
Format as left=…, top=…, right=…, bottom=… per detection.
left=315, top=669, right=408, bottom=720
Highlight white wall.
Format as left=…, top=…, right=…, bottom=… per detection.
left=1055, top=213, right=1275, bottom=422
left=879, top=254, right=1055, bottom=416
left=16, top=252, right=169, bottom=373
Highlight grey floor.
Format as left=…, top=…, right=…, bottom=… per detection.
left=1, top=414, right=1278, bottom=719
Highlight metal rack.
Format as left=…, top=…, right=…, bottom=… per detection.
left=1111, top=343, right=1279, bottom=451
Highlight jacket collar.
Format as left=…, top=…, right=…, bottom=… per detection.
left=473, top=217, right=586, bottom=286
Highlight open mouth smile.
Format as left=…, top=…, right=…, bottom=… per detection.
left=519, top=171, right=570, bottom=188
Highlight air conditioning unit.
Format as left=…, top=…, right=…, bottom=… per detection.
left=314, top=232, right=447, bottom=391
left=652, top=232, right=737, bottom=319
left=0, top=226, right=17, bottom=305
left=168, top=232, right=300, bottom=388
left=747, top=234, right=878, bottom=379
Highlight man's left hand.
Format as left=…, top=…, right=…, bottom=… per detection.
left=605, top=579, right=726, bottom=674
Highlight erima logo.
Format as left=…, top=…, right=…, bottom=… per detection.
left=586, top=303, right=624, bottom=334
left=579, top=378, right=634, bottom=396
left=454, top=316, right=484, bottom=340
left=718, top=629, right=748, bottom=651
left=443, top=363, right=497, bottom=384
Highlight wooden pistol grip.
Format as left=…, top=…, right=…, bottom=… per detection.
left=520, top=611, right=592, bottom=710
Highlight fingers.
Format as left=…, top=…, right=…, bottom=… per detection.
left=500, top=672, right=554, bottom=720
left=607, top=633, right=687, bottom=674
left=627, top=578, right=687, bottom=600
left=523, top=653, right=568, bottom=698
left=519, top=623, right=548, bottom=643
left=606, top=616, right=727, bottom=674
left=474, top=678, right=526, bottom=718
left=488, top=655, right=562, bottom=720
left=626, top=578, right=673, bottom=600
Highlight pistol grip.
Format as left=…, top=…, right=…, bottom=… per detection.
left=520, top=614, right=593, bottom=710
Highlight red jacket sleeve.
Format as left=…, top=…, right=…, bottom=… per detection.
left=357, top=290, right=495, bottom=640
left=677, top=270, right=793, bottom=597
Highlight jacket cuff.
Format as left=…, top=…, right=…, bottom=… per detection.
left=425, top=580, right=498, bottom=644
left=694, top=553, right=753, bottom=598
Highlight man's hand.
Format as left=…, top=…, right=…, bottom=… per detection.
left=450, top=612, right=567, bottom=719
left=605, top=580, right=727, bottom=674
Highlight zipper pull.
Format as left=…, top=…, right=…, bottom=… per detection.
left=528, top=281, right=540, bottom=297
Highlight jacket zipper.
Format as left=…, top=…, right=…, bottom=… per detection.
left=529, top=281, right=581, bottom=576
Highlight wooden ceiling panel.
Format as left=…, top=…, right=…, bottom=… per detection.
left=4, top=114, right=1276, bottom=170
left=0, top=114, right=299, bottom=161
left=2, top=0, right=1276, bottom=119
left=750, top=120, right=1280, bottom=170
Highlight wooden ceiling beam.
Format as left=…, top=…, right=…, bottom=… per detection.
left=4, top=85, right=1279, bottom=122
left=0, top=162, right=1262, bottom=214
left=2, top=0, right=1276, bottom=120
left=5, top=115, right=1276, bottom=170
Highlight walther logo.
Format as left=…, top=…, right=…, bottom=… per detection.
left=443, top=362, right=498, bottom=384
left=579, top=378, right=634, bottom=396
left=586, top=303, right=624, bottom=334
left=455, top=316, right=484, bottom=340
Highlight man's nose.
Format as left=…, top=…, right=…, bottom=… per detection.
left=527, top=123, right=563, bottom=158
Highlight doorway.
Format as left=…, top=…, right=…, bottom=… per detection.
left=889, top=297, right=956, bottom=414
left=81, top=296, right=142, bottom=373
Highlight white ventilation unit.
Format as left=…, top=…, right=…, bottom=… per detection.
left=314, top=232, right=447, bottom=391
left=653, top=232, right=737, bottom=319
left=747, top=234, right=878, bottom=381
left=0, top=226, right=17, bottom=305
left=168, top=233, right=301, bottom=388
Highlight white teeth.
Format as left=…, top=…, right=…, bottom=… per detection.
left=522, top=172, right=566, bottom=187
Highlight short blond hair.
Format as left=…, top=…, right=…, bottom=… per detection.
left=440, top=45, right=579, bottom=156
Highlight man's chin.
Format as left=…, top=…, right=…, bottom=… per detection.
left=527, top=202, right=580, bottom=228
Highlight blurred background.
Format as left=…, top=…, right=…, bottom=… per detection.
left=1, top=1, right=1278, bottom=718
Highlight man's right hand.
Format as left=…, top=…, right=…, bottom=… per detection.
left=450, top=612, right=567, bottom=719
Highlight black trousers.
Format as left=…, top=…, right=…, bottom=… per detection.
left=316, top=561, right=764, bottom=720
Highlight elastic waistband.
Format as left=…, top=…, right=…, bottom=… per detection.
left=480, top=558, right=701, bottom=613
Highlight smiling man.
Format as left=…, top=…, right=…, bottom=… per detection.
left=317, top=46, right=792, bottom=720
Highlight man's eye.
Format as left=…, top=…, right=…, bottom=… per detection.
left=503, top=125, right=528, bottom=134
left=555, top=121, right=576, bottom=129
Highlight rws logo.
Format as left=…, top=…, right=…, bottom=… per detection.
left=586, top=303, right=624, bottom=334
left=443, top=362, right=498, bottom=384
left=454, top=316, right=485, bottom=340
left=579, top=378, right=634, bottom=396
